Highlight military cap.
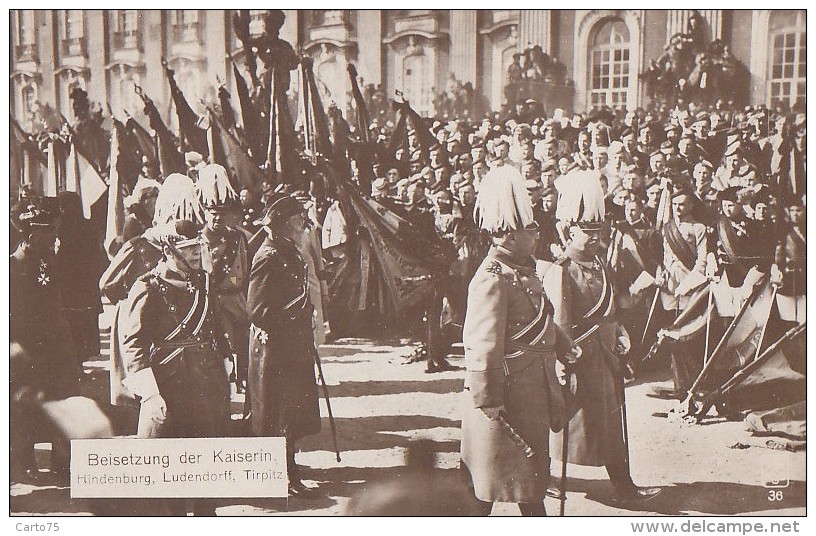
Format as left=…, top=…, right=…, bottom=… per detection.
left=659, top=141, right=676, bottom=154
left=620, top=127, right=635, bottom=139
left=254, top=192, right=307, bottom=227
left=644, top=178, right=661, bottom=192
left=540, top=186, right=556, bottom=198
left=525, top=179, right=543, bottom=191
left=17, top=203, right=58, bottom=230
left=162, top=219, right=202, bottom=249
left=694, top=160, right=715, bottom=171
left=541, top=160, right=558, bottom=173
left=184, top=151, right=205, bottom=169
left=724, top=142, right=741, bottom=157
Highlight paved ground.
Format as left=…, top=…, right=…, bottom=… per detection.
left=10, top=327, right=806, bottom=517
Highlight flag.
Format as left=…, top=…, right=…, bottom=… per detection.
left=347, top=64, right=370, bottom=144
left=104, top=121, right=128, bottom=257
left=65, top=141, right=108, bottom=218
left=207, top=107, right=265, bottom=190
left=125, top=116, right=159, bottom=181
left=217, top=83, right=236, bottom=133
left=232, top=61, right=264, bottom=162
left=297, top=57, right=333, bottom=164
left=138, top=88, right=186, bottom=179
left=163, top=59, right=209, bottom=158
left=10, top=116, right=48, bottom=196
left=45, top=139, right=61, bottom=197
left=265, top=68, right=300, bottom=183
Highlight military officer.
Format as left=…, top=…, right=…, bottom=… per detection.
left=121, top=219, right=231, bottom=516
left=100, top=174, right=204, bottom=429
left=551, top=171, right=661, bottom=501
left=461, top=167, right=580, bottom=516
left=10, top=203, right=78, bottom=480
left=247, top=192, right=322, bottom=496
left=197, top=164, right=250, bottom=393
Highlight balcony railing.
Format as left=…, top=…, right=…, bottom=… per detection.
left=113, top=31, right=140, bottom=50
left=62, top=37, right=86, bottom=57
left=173, top=23, right=202, bottom=43
left=15, top=43, right=38, bottom=62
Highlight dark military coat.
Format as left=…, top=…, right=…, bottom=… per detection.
left=10, top=245, right=79, bottom=399
left=247, top=235, right=321, bottom=440
left=121, top=266, right=230, bottom=438
left=550, top=249, right=628, bottom=467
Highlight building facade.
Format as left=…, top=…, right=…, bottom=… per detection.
left=10, top=9, right=806, bottom=130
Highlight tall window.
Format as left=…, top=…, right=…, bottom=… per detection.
left=112, top=10, right=140, bottom=49
left=171, top=10, right=202, bottom=43
left=768, top=10, right=805, bottom=110
left=589, top=18, right=630, bottom=109
left=15, top=10, right=37, bottom=60
left=62, top=10, right=85, bottom=56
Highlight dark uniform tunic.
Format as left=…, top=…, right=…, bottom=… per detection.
left=121, top=267, right=230, bottom=439
left=201, top=228, right=249, bottom=382
left=461, top=246, right=572, bottom=503
left=774, top=224, right=806, bottom=324
left=550, top=250, right=628, bottom=467
left=247, top=236, right=321, bottom=441
left=10, top=245, right=79, bottom=400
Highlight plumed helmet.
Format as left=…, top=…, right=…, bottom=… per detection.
left=473, top=164, right=534, bottom=235
left=197, top=164, right=238, bottom=208
left=154, top=173, right=205, bottom=226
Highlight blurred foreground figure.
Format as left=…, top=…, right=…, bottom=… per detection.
left=346, top=440, right=482, bottom=516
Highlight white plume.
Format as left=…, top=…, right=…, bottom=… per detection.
left=473, top=164, right=534, bottom=234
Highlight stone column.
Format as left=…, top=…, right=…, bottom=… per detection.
left=450, top=10, right=477, bottom=84
left=356, top=10, right=382, bottom=86
left=86, top=10, right=107, bottom=109
left=205, top=11, right=227, bottom=84
left=519, top=10, right=552, bottom=53
left=666, top=10, right=722, bottom=42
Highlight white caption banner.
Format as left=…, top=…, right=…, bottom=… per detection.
left=70, top=437, right=288, bottom=498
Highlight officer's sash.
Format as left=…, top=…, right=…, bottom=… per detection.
left=572, top=257, right=615, bottom=344
left=150, top=272, right=211, bottom=367
left=717, top=216, right=749, bottom=276
left=504, top=296, right=555, bottom=357
left=663, top=219, right=696, bottom=271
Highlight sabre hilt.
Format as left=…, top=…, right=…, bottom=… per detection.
left=496, top=411, right=535, bottom=458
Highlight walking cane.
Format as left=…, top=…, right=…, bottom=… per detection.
left=559, top=382, right=570, bottom=517
left=313, top=348, right=341, bottom=462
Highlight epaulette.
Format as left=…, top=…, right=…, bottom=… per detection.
left=485, top=260, right=504, bottom=275
left=554, top=255, right=570, bottom=267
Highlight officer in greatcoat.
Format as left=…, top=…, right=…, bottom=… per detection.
left=461, top=165, right=580, bottom=516
left=121, top=219, right=231, bottom=516
left=550, top=170, right=661, bottom=501
left=247, top=192, right=322, bottom=496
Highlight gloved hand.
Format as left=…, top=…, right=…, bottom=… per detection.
left=141, top=394, right=167, bottom=424
left=480, top=405, right=506, bottom=421
left=770, top=264, right=783, bottom=288
left=654, top=266, right=665, bottom=288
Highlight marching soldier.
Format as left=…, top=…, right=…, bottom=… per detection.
left=247, top=192, right=322, bottom=496
left=121, top=219, right=231, bottom=516
left=197, top=164, right=250, bottom=393
left=461, top=167, right=580, bottom=516
left=551, top=171, right=661, bottom=501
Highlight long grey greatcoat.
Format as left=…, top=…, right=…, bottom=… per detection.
left=461, top=245, right=572, bottom=503
left=247, top=235, right=321, bottom=441
left=549, top=249, right=628, bottom=467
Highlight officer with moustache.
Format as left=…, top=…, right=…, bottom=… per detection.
left=121, top=219, right=231, bottom=516
left=461, top=166, right=581, bottom=516
left=551, top=171, right=662, bottom=502
left=197, top=164, right=250, bottom=394
left=247, top=193, right=323, bottom=496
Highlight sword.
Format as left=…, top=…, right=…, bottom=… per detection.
left=641, top=286, right=661, bottom=345
left=312, top=348, right=341, bottom=462
left=702, top=286, right=714, bottom=366
left=496, top=411, right=534, bottom=458
left=559, top=383, right=570, bottom=517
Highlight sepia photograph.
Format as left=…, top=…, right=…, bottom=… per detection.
left=7, top=4, right=807, bottom=521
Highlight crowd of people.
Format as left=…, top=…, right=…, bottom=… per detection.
left=9, top=9, right=806, bottom=517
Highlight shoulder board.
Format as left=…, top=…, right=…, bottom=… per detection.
left=485, top=260, right=503, bottom=275
left=554, top=255, right=570, bottom=267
